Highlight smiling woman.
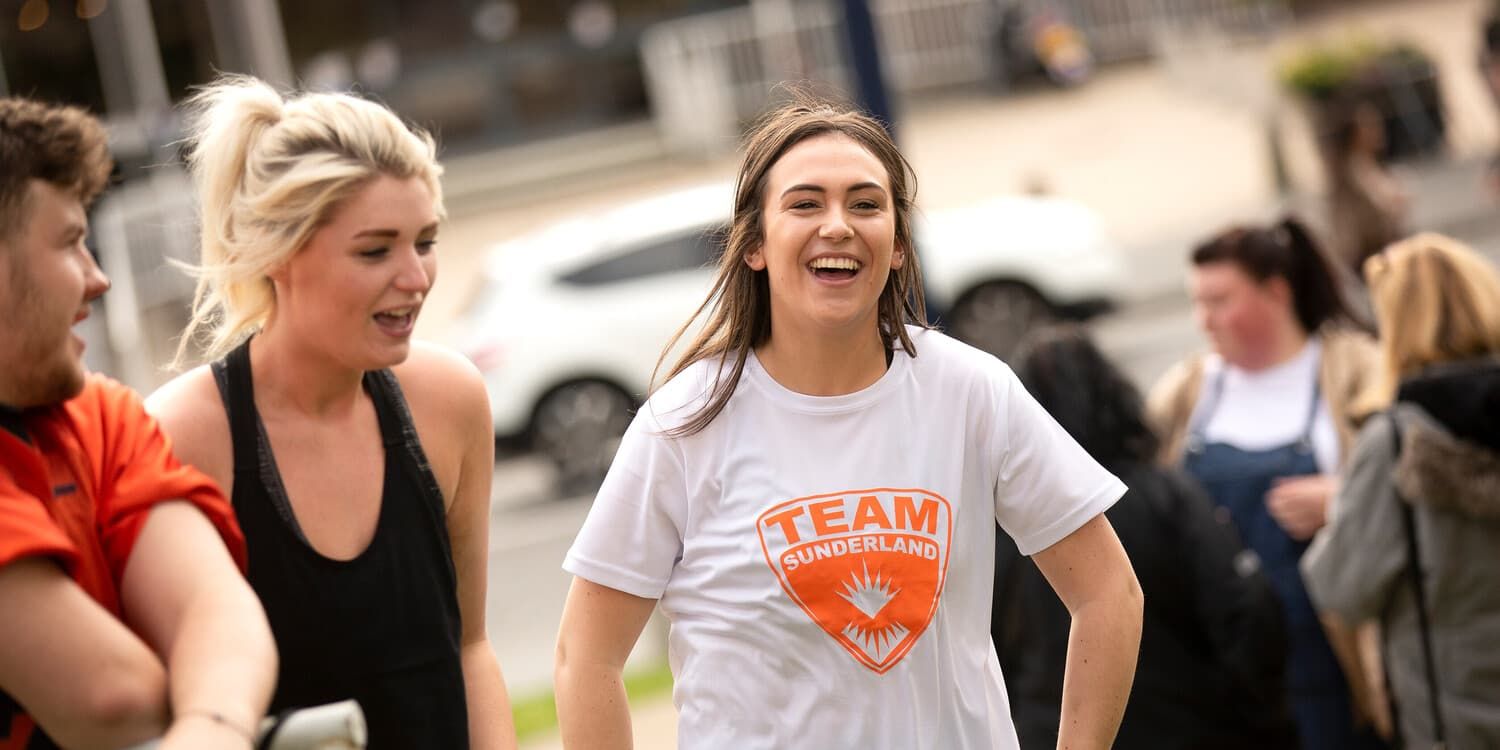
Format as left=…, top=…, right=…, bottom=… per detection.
left=554, top=94, right=1144, bottom=750
left=142, top=75, right=517, bottom=750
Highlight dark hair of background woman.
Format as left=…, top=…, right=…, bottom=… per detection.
left=1011, top=324, right=1158, bottom=470
left=1190, top=215, right=1362, bottom=333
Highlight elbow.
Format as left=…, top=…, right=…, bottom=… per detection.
left=554, top=635, right=574, bottom=687
left=1129, top=577, right=1146, bottom=636
left=55, top=658, right=168, bottom=749
left=1126, top=570, right=1145, bottom=618
left=1107, top=565, right=1145, bottom=637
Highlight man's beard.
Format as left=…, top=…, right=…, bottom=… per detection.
left=6, top=333, right=87, bottom=408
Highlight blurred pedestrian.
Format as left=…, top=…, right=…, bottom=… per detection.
left=555, top=94, right=1143, bottom=750
left=995, top=324, right=1298, bottom=750
left=146, top=75, right=516, bottom=749
left=1148, top=217, right=1388, bottom=748
left=1304, top=232, right=1500, bottom=749
left=1323, top=96, right=1408, bottom=279
left=0, top=96, right=276, bottom=750
left=1480, top=7, right=1500, bottom=196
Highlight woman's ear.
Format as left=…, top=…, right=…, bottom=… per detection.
left=265, top=258, right=290, bottom=286
left=745, top=243, right=766, bottom=271
left=1264, top=274, right=1293, bottom=307
left=891, top=242, right=907, bottom=270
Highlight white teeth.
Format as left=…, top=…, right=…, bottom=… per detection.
left=378, top=307, right=413, bottom=318
left=808, top=257, right=861, bottom=271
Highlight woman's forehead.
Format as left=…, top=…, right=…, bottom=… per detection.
left=765, top=133, right=889, bottom=191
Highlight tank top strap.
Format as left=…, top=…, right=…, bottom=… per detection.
left=362, top=369, right=407, bottom=450
left=1186, top=366, right=1227, bottom=448
left=1298, top=365, right=1324, bottom=446
left=364, top=369, right=449, bottom=524
left=212, top=338, right=262, bottom=477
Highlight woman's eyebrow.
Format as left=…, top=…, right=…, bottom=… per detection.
left=780, top=181, right=888, bottom=198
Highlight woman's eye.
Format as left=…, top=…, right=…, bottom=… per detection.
left=791, top=200, right=818, bottom=209
left=416, top=240, right=438, bottom=255
left=359, top=247, right=389, bottom=259
left=853, top=201, right=879, bottom=210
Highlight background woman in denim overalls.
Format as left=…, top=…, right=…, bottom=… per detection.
left=1148, top=218, right=1389, bottom=748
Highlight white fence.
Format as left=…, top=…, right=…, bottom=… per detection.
left=641, top=0, right=1288, bottom=155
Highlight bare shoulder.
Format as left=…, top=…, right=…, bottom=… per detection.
left=144, top=365, right=234, bottom=487
left=390, top=340, right=490, bottom=425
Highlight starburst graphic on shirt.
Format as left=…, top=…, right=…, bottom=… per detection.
left=837, top=563, right=909, bottom=662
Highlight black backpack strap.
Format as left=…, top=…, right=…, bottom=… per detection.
left=1386, top=411, right=1447, bottom=748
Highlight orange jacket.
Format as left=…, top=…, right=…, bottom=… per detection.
left=0, top=375, right=244, bottom=749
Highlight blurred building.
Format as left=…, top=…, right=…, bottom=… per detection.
left=0, top=0, right=747, bottom=173
left=0, top=0, right=747, bottom=389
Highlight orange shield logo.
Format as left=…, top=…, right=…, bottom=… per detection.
left=757, top=488, right=953, bottom=673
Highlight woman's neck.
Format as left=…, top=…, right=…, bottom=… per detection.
left=250, top=323, right=366, bottom=419
left=754, top=323, right=889, bottom=397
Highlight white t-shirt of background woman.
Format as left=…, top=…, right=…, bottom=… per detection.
left=564, top=326, right=1126, bottom=750
left=1194, top=338, right=1340, bottom=474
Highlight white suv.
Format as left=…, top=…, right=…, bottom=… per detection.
left=454, top=183, right=1122, bottom=486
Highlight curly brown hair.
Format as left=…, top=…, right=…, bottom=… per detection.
left=0, top=98, right=112, bottom=237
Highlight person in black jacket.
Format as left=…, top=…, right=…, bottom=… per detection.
left=994, top=324, right=1300, bottom=750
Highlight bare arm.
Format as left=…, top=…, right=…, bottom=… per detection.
left=120, top=501, right=276, bottom=748
left=0, top=557, right=168, bottom=748
left=445, top=363, right=517, bottom=750
left=1030, top=513, right=1143, bottom=750
left=554, top=577, right=657, bottom=750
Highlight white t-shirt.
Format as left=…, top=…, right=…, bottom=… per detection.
left=564, top=327, right=1126, bottom=750
left=1194, top=338, right=1341, bottom=474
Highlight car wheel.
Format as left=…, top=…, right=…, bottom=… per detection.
left=945, top=281, right=1056, bottom=360
left=531, top=380, right=636, bottom=493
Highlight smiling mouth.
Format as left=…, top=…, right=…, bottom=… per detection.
left=374, top=306, right=417, bottom=330
left=808, top=257, right=862, bottom=281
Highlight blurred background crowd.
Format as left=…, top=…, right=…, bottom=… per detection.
left=5, top=0, right=1500, bottom=746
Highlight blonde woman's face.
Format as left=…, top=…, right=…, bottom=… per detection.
left=271, top=174, right=439, bottom=370
left=746, top=133, right=902, bottom=341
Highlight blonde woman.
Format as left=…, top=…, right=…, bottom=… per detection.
left=1304, top=233, right=1500, bottom=748
left=146, top=76, right=515, bottom=749
left=554, top=97, right=1142, bottom=750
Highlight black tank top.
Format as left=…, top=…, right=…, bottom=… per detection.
left=213, top=339, right=469, bottom=749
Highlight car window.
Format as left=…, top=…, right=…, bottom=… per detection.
left=559, top=224, right=727, bottom=286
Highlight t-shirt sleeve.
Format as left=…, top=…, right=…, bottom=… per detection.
left=562, top=406, right=687, bottom=600
left=88, top=378, right=247, bottom=578
left=0, top=470, right=81, bottom=573
left=988, top=362, right=1126, bottom=556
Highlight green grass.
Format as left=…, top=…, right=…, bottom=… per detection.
left=512, top=661, right=674, bottom=742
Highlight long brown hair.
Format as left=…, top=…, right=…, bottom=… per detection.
left=654, top=94, right=928, bottom=437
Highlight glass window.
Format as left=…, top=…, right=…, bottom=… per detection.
left=560, top=224, right=726, bottom=286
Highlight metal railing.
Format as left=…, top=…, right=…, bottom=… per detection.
left=640, top=0, right=1288, bottom=155
left=1043, top=0, right=1288, bottom=64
